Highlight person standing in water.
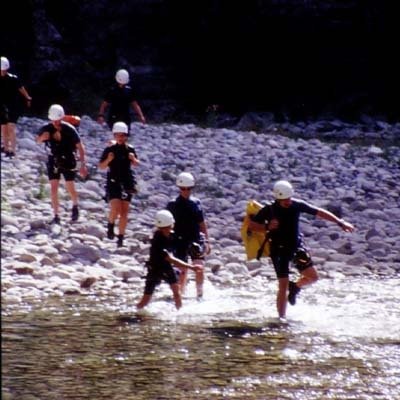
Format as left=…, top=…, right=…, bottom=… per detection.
left=248, top=180, right=354, bottom=319
left=137, top=210, right=201, bottom=310
left=166, top=172, right=211, bottom=299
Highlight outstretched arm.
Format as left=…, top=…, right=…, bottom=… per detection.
left=316, top=208, right=355, bottom=232
left=165, top=252, right=202, bottom=272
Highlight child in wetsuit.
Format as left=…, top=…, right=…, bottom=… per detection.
left=137, top=210, right=201, bottom=310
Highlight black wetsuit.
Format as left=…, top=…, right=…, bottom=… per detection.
left=143, top=230, right=179, bottom=295
left=0, top=73, right=24, bottom=124
left=99, top=143, right=137, bottom=201
left=37, top=121, right=81, bottom=181
left=252, top=199, right=318, bottom=278
left=103, top=85, right=138, bottom=130
left=167, top=195, right=206, bottom=261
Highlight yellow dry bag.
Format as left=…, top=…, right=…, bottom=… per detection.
left=240, top=200, right=270, bottom=261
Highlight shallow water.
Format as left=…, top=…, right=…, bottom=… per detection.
left=2, top=277, right=400, bottom=400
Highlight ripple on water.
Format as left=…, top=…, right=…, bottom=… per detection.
left=2, top=276, right=400, bottom=400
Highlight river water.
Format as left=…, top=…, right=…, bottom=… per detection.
left=2, top=276, right=399, bottom=400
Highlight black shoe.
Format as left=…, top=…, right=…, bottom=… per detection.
left=71, top=205, right=79, bottom=221
left=288, top=281, right=301, bottom=305
left=117, top=234, right=124, bottom=248
left=50, top=215, right=61, bottom=225
left=6, top=151, right=15, bottom=158
left=107, top=222, right=115, bottom=239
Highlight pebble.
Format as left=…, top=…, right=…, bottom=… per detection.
left=1, top=116, right=399, bottom=303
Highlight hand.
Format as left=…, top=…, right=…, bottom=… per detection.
left=107, top=152, right=115, bottom=163
left=129, top=153, right=140, bottom=165
left=340, top=220, right=355, bottom=233
left=40, top=132, right=50, bottom=141
left=191, top=263, right=203, bottom=272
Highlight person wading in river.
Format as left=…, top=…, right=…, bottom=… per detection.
left=248, top=180, right=355, bottom=319
left=166, top=172, right=211, bottom=299
left=137, top=210, right=201, bottom=310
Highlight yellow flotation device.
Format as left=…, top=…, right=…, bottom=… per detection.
left=241, top=200, right=270, bottom=261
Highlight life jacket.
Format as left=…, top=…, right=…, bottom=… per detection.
left=62, top=115, right=81, bottom=127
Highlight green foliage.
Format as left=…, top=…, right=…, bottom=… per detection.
left=34, top=166, right=48, bottom=200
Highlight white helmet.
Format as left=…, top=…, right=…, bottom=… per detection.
left=115, top=69, right=130, bottom=84
left=112, top=121, right=128, bottom=134
left=273, top=180, right=294, bottom=199
left=48, top=104, right=65, bottom=121
left=176, top=172, right=195, bottom=188
left=1, top=56, right=10, bottom=70
left=155, top=210, right=175, bottom=228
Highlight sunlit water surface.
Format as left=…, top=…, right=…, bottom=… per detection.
left=2, top=277, right=399, bottom=400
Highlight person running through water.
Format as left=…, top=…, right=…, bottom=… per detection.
left=98, top=121, right=140, bottom=247
left=248, top=180, right=355, bottom=319
left=1, top=56, right=32, bottom=158
left=36, top=104, right=88, bottom=224
left=97, top=68, right=146, bottom=134
left=137, top=210, right=201, bottom=310
left=167, top=172, right=211, bottom=299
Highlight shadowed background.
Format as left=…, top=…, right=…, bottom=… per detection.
left=1, top=0, right=398, bottom=122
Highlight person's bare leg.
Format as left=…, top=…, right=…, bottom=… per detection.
left=194, top=259, right=204, bottom=298
left=118, top=200, right=130, bottom=235
left=8, top=123, right=16, bottom=154
left=178, top=268, right=188, bottom=295
left=277, top=277, right=289, bottom=318
left=65, top=180, right=78, bottom=206
left=108, top=199, right=121, bottom=224
left=296, top=266, right=318, bottom=288
left=171, top=283, right=182, bottom=309
left=137, top=294, right=152, bottom=309
left=49, top=179, right=60, bottom=217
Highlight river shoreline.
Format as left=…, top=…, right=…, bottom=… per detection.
left=1, top=116, right=399, bottom=307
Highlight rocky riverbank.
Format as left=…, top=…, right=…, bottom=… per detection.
left=1, top=116, right=399, bottom=306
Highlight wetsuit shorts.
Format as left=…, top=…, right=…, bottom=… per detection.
left=0, top=105, right=19, bottom=124
left=143, top=267, right=179, bottom=295
left=174, top=234, right=206, bottom=262
left=46, top=158, right=76, bottom=181
left=106, top=179, right=134, bottom=202
left=270, top=242, right=313, bottom=279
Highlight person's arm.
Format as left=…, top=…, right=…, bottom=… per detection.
left=131, top=100, right=146, bottom=124
left=166, top=252, right=201, bottom=272
left=316, top=208, right=355, bottom=232
left=97, top=101, right=109, bottom=124
left=128, top=152, right=140, bottom=166
left=199, top=221, right=211, bottom=254
left=18, top=86, right=32, bottom=107
left=98, top=150, right=114, bottom=170
left=76, top=142, right=88, bottom=178
left=36, top=130, right=50, bottom=144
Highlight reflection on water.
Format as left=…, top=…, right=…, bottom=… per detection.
left=2, top=277, right=400, bottom=400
